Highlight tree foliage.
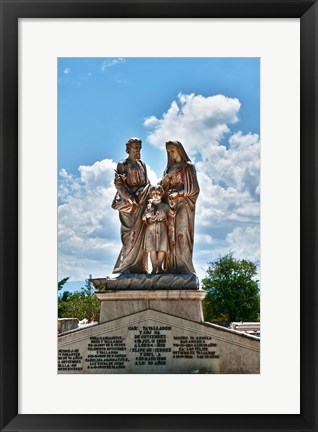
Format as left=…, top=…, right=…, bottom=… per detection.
left=202, top=253, right=260, bottom=323
left=58, top=279, right=100, bottom=322
left=58, top=276, right=70, bottom=291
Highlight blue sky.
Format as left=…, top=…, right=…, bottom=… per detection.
left=58, top=57, right=260, bottom=289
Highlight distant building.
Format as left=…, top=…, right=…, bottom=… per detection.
left=230, top=322, right=260, bottom=338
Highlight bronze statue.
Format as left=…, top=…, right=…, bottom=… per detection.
left=111, top=138, right=199, bottom=277
left=160, top=140, right=200, bottom=274
left=142, top=184, right=175, bottom=274
left=112, top=138, right=150, bottom=273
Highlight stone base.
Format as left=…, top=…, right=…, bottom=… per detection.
left=58, top=279, right=260, bottom=374
left=58, top=308, right=260, bottom=374
left=91, top=273, right=199, bottom=290
left=96, top=290, right=206, bottom=323
left=58, top=318, right=79, bottom=334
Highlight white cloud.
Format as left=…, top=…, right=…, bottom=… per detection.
left=144, top=93, right=240, bottom=155
left=144, top=92, right=260, bottom=278
left=197, top=131, right=260, bottom=198
left=101, top=58, right=126, bottom=71
left=194, top=224, right=260, bottom=283
left=59, top=92, right=260, bottom=283
left=146, top=164, right=160, bottom=185
left=58, top=158, right=121, bottom=280
left=63, top=68, right=71, bottom=74
left=195, top=233, right=214, bottom=244
left=58, top=159, right=165, bottom=281
left=225, top=225, right=260, bottom=262
left=194, top=129, right=260, bottom=272
left=78, top=159, right=116, bottom=189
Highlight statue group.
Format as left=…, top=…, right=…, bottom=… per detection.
left=112, top=138, right=200, bottom=275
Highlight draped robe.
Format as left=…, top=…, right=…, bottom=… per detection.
left=160, top=161, right=200, bottom=274
left=112, top=158, right=150, bottom=273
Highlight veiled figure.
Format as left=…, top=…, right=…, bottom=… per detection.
left=160, top=141, right=200, bottom=274
left=112, top=138, right=150, bottom=273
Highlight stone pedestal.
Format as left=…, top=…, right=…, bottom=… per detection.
left=58, top=276, right=260, bottom=374
left=96, top=290, right=206, bottom=323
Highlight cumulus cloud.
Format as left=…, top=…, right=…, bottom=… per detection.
left=59, top=92, right=260, bottom=283
left=58, top=159, right=122, bottom=280
left=146, top=164, right=160, bottom=185
left=194, top=130, right=260, bottom=270
left=101, top=58, right=126, bottom=71
left=194, top=223, right=260, bottom=282
left=63, top=68, right=71, bottom=74
left=144, top=93, right=240, bottom=155
left=144, top=92, right=260, bottom=276
left=225, top=226, right=260, bottom=262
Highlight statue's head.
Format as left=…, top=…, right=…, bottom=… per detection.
left=126, top=137, right=142, bottom=156
left=165, top=140, right=191, bottom=166
left=149, top=184, right=164, bottom=203
left=166, top=141, right=182, bottom=164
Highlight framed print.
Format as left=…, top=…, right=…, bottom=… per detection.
left=56, top=55, right=261, bottom=377
left=1, top=0, right=317, bottom=431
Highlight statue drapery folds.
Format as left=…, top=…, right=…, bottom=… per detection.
left=160, top=141, right=200, bottom=274
left=112, top=138, right=150, bottom=273
left=111, top=138, right=199, bottom=275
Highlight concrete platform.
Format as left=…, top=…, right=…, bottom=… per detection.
left=96, top=289, right=206, bottom=322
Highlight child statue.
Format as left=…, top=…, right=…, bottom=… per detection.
left=142, top=185, right=175, bottom=274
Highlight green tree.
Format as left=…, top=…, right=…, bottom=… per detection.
left=58, top=279, right=100, bottom=322
left=202, top=253, right=260, bottom=323
left=58, top=276, right=70, bottom=291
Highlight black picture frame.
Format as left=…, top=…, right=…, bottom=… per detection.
left=1, top=1, right=317, bottom=431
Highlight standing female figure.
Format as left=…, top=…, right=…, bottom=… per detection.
left=160, top=140, right=200, bottom=274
